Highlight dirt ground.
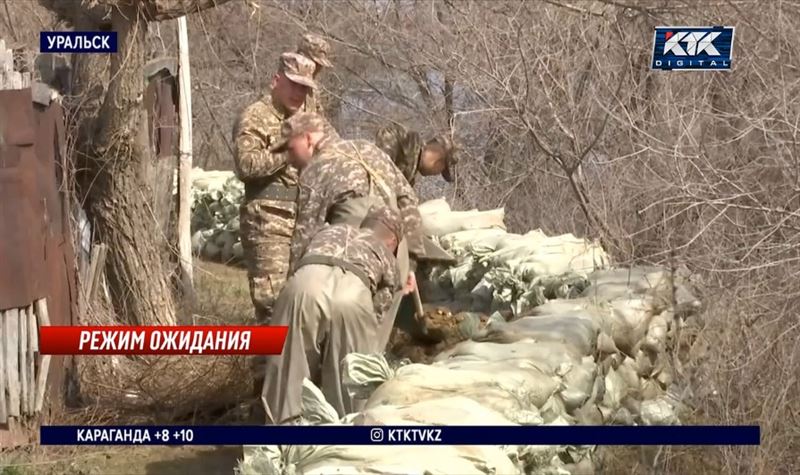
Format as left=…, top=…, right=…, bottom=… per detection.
left=2, top=261, right=250, bottom=475
left=0, top=446, right=241, bottom=475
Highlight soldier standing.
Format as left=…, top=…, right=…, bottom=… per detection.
left=232, top=52, right=317, bottom=413
left=375, top=123, right=459, bottom=186
left=296, top=33, right=333, bottom=114
left=263, top=207, right=404, bottom=424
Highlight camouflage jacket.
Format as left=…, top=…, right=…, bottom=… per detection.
left=302, top=89, right=325, bottom=116
left=232, top=94, right=298, bottom=210
left=301, top=224, right=399, bottom=314
left=289, top=138, right=423, bottom=274
left=375, top=123, right=422, bottom=187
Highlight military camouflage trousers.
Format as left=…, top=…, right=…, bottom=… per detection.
left=239, top=199, right=296, bottom=326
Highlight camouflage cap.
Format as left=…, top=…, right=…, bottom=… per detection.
left=270, top=112, right=332, bottom=153
left=363, top=206, right=404, bottom=243
left=278, top=52, right=317, bottom=89
left=297, top=33, right=333, bottom=68
left=427, top=135, right=459, bottom=182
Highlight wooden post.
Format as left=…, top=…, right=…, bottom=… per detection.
left=34, top=298, right=51, bottom=413
left=0, top=311, right=7, bottom=423
left=4, top=308, right=20, bottom=417
left=176, top=16, right=194, bottom=303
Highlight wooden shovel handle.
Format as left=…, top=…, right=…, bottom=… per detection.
left=412, top=285, right=425, bottom=321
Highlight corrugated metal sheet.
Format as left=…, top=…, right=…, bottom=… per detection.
left=0, top=88, right=76, bottom=425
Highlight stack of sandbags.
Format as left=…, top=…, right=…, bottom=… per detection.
left=420, top=198, right=610, bottom=315
left=237, top=199, right=702, bottom=475
left=177, top=168, right=244, bottom=263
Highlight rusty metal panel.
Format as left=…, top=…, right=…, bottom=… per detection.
left=0, top=88, right=48, bottom=310
left=145, top=71, right=178, bottom=159
left=33, top=101, right=76, bottom=415
left=156, top=77, right=178, bottom=158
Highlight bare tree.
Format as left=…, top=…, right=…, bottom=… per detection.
left=38, top=0, right=238, bottom=325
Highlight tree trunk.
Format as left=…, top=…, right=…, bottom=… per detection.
left=88, top=5, right=176, bottom=325
left=38, top=0, right=236, bottom=326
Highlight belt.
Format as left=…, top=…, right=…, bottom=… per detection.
left=244, top=182, right=299, bottom=202
left=296, top=254, right=371, bottom=291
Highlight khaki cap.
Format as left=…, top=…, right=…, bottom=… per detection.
left=427, top=135, right=459, bottom=183
left=363, top=206, right=404, bottom=242
left=278, top=52, right=317, bottom=89
left=270, top=112, right=332, bottom=153
left=297, top=33, right=333, bottom=68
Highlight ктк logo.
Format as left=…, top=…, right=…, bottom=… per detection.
left=651, top=26, right=734, bottom=71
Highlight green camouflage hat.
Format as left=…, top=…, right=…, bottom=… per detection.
left=297, top=33, right=333, bottom=68
left=427, top=134, right=459, bottom=183
left=278, top=52, right=317, bottom=89
left=270, top=112, right=331, bottom=153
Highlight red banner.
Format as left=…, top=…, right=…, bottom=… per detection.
left=39, top=326, right=289, bottom=355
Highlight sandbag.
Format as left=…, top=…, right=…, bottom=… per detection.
left=365, top=362, right=561, bottom=420
left=298, top=445, right=523, bottom=475
left=438, top=228, right=508, bottom=255
left=435, top=339, right=584, bottom=374
left=475, top=314, right=599, bottom=357
left=341, top=353, right=395, bottom=402
left=422, top=208, right=506, bottom=236
left=418, top=198, right=451, bottom=216
left=353, top=396, right=517, bottom=426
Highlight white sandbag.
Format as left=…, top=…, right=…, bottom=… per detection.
left=435, top=339, right=584, bottom=374
left=493, top=231, right=547, bottom=252
left=341, top=353, right=395, bottom=402
left=639, top=398, right=679, bottom=426
left=529, top=298, right=605, bottom=317
left=301, top=378, right=339, bottom=425
left=418, top=198, right=451, bottom=216
left=422, top=208, right=506, bottom=237
left=299, top=445, right=523, bottom=475
left=580, top=267, right=670, bottom=302
left=366, top=362, right=561, bottom=419
left=603, top=297, right=656, bottom=355
left=237, top=445, right=282, bottom=475
left=438, top=228, right=509, bottom=255
left=474, top=314, right=598, bottom=357
left=353, top=396, right=517, bottom=426
left=642, top=313, right=668, bottom=355
left=559, top=357, right=598, bottom=412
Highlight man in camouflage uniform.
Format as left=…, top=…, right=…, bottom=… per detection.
left=232, top=52, right=317, bottom=410
left=272, top=112, right=423, bottom=343
left=375, top=122, right=459, bottom=186
left=262, top=206, right=404, bottom=424
left=296, top=33, right=333, bottom=114
left=274, top=113, right=424, bottom=273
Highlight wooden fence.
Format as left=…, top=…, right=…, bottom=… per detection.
left=0, top=39, right=75, bottom=446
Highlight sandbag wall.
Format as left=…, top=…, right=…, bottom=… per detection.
left=174, top=168, right=244, bottom=263
left=237, top=198, right=702, bottom=475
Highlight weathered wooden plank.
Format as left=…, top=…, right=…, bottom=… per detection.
left=27, top=304, right=37, bottom=414
left=5, top=307, right=20, bottom=417
left=34, top=299, right=52, bottom=413
left=19, top=306, right=28, bottom=415
left=0, top=309, right=7, bottom=423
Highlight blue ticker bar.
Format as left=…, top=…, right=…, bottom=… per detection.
left=40, top=425, right=761, bottom=446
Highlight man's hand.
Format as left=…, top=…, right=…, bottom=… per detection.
left=403, top=272, right=417, bottom=295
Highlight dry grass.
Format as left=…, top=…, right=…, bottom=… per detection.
left=67, top=259, right=254, bottom=424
